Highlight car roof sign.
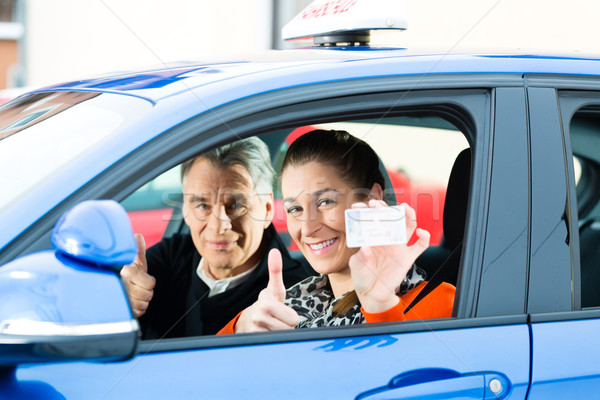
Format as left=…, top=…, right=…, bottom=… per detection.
left=282, top=0, right=407, bottom=46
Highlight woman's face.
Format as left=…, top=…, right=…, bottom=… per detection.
left=281, top=161, right=363, bottom=276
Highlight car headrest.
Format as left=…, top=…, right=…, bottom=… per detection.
left=379, top=158, right=397, bottom=206
left=443, top=148, right=471, bottom=251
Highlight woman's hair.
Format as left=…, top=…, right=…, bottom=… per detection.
left=181, top=137, right=275, bottom=196
left=282, top=129, right=385, bottom=316
left=282, top=129, right=385, bottom=196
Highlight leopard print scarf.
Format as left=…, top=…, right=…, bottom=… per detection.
left=284, top=264, right=426, bottom=328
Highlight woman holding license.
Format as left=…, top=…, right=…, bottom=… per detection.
left=218, top=129, right=455, bottom=333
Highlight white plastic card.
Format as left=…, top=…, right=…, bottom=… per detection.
left=345, top=205, right=407, bottom=248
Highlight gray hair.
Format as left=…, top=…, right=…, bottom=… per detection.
left=180, top=137, right=275, bottom=195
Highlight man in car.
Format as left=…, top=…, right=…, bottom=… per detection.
left=120, top=137, right=314, bottom=338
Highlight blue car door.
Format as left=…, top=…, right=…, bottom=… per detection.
left=526, top=82, right=600, bottom=398
left=17, top=323, right=530, bottom=399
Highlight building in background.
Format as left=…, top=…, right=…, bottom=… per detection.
left=2, top=0, right=600, bottom=90
left=0, top=0, right=23, bottom=89
left=22, top=0, right=278, bottom=88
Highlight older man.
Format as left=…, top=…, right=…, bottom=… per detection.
left=121, top=137, right=314, bottom=338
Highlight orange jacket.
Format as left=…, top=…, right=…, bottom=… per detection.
left=217, top=281, right=455, bottom=335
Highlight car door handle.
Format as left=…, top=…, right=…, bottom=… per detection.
left=356, top=368, right=511, bottom=399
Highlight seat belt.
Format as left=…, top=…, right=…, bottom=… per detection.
left=404, top=241, right=462, bottom=314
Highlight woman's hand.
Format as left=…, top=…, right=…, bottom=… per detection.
left=348, top=201, right=430, bottom=313
left=234, top=249, right=299, bottom=333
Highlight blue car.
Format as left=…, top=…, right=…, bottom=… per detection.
left=2, top=2, right=600, bottom=398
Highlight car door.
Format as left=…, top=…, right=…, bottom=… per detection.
left=14, top=77, right=532, bottom=399
left=526, top=77, right=600, bottom=398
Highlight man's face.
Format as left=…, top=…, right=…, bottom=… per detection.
left=182, top=158, right=273, bottom=279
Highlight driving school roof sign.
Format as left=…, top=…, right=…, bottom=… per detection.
left=282, top=0, right=408, bottom=45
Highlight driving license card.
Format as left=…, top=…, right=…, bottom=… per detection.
left=345, top=205, right=407, bottom=248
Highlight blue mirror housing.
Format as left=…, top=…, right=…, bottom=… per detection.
left=50, top=200, right=137, bottom=267
left=0, top=200, right=139, bottom=366
left=0, top=252, right=139, bottom=365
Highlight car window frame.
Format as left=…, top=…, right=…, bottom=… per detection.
left=526, top=75, right=600, bottom=318
left=5, top=74, right=534, bottom=349
left=557, top=87, right=600, bottom=314
left=473, top=86, right=529, bottom=317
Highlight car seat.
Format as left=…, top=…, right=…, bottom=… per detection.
left=416, top=148, right=471, bottom=285
left=580, top=218, right=600, bottom=308
left=406, top=148, right=471, bottom=312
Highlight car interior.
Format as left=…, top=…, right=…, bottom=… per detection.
left=571, top=108, right=600, bottom=308
left=120, top=114, right=472, bottom=337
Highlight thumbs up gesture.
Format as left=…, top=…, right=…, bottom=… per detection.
left=234, top=249, right=299, bottom=333
left=120, top=233, right=156, bottom=318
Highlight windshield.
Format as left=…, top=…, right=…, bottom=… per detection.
left=0, top=91, right=152, bottom=211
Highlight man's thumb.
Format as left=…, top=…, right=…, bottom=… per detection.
left=267, top=248, right=286, bottom=303
left=134, top=233, right=148, bottom=273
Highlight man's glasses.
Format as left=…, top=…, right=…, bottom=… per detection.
left=185, top=195, right=249, bottom=221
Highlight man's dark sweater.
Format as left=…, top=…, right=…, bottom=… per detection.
left=139, top=225, right=314, bottom=339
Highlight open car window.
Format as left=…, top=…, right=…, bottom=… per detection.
left=126, top=117, right=468, bottom=254
left=123, top=110, right=474, bottom=341
left=569, top=106, right=600, bottom=309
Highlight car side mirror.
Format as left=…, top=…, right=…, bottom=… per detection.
left=0, top=200, right=139, bottom=366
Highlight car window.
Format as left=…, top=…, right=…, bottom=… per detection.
left=128, top=118, right=468, bottom=255
left=103, top=85, right=497, bottom=343
left=0, top=92, right=152, bottom=213
left=124, top=110, right=474, bottom=343
left=121, top=165, right=182, bottom=248
left=569, top=107, right=600, bottom=309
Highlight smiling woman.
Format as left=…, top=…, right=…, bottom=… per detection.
left=219, top=129, right=455, bottom=334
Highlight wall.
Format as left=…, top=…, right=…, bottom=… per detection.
left=25, top=0, right=272, bottom=87
left=23, top=0, right=600, bottom=87
left=374, top=0, right=600, bottom=53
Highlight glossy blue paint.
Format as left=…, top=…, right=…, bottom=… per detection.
left=0, top=250, right=131, bottom=324
left=16, top=324, right=530, bottom=399
left=51, top=200, right=137, bottom=267
left=0, top=368, right=65, bottom=400
left=45, top=52, right=600, bottom=103
left=528, top=318, right=600, bottom=398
